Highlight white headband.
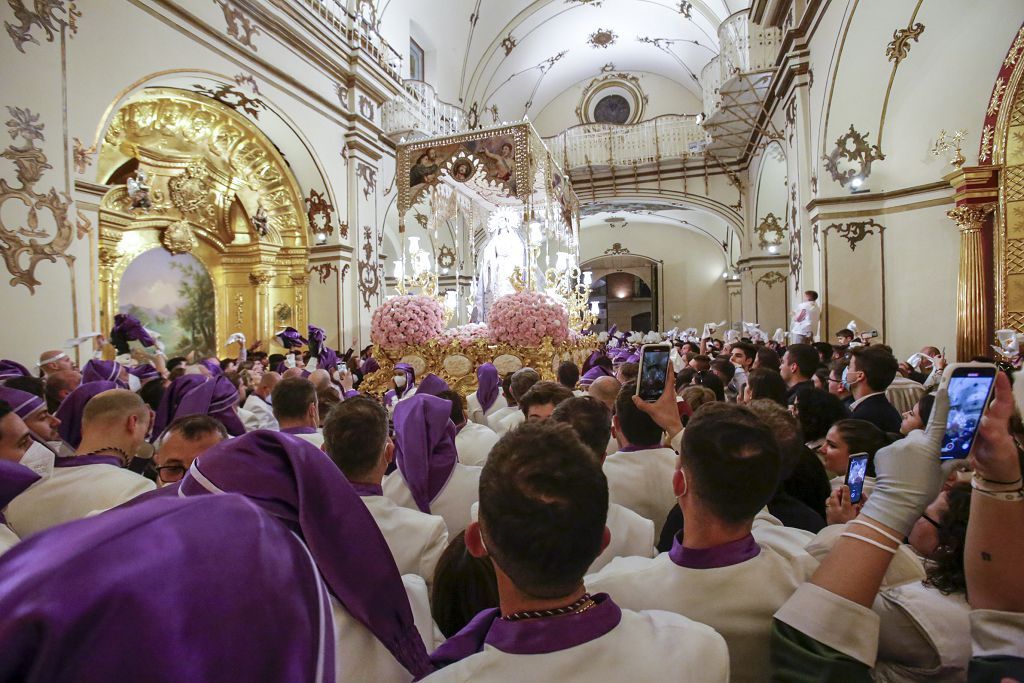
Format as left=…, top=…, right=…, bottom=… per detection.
left=36, top=352, right=68, bottom=367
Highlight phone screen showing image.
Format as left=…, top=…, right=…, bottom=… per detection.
left=941, top=369, right=997, bottom=460
left=845, top=454, right=869, bottom=504
left=638, top=347, right=670, bottom=402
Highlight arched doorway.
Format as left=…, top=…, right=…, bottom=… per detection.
left=582, top=253, right=661, bottom=332
left=95, top=87, right=310, bottom=350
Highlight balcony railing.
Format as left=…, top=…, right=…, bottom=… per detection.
left=544, top=115, right=709, bottom=170
left=302, top=0, right=403, bottom=82
left=381, top=80, right=467, bottom=139
left=699, top=10, right=782, bottom=118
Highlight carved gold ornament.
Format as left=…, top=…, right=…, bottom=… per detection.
left=192, top=82, right=267, bottom=119
left=168, top=162, right=215, bottom=217
left=5, top=0, right=80, bottom=52
left=932, top=129, right=967, bottom=169
left=212, top=0, right=259, bottom=50
left=756, top=271, right=786, bottom=289
left=588, top=29, right=617, bottom=49
left=885, top=22, right=925, bottom=64
left=825, top=219, right=884, bottom=251
left=358, top=225, right=381, bottom=310
left=161, top=220, right=197, bottom=255
left=437, top=244, right=457, bottom=270
left=305, top=188, right=335, bottom=237
left=756, top=212, right=785, bottom=250
left=604, top=242, right=630, bottom=255
left=823, top=125, right=885, bottom=187
left=0, top=107, right=74, bottom=292
left=274, top=302, right=293, bottom=324
left=947, top=204, right=995, bottom=232
left=72, top=137, right=95, bottom=174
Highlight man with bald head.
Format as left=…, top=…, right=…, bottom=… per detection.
left=282, top=366, right=306, bottom=380
left=44, top=369, right=82, bottom=413
left=588, top=375, right=622, bottom=455
left=37, top=349, right=75, bottom=377
left=5, top=389, right=155, bottom=537
left=241, top=370, right=280, bottom=431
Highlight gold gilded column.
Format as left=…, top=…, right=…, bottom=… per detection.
left=249, top=270, right=275, bottom=343
left=947, top=204, right=995, bottom=361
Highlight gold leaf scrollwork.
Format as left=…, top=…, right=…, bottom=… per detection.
left=72, top=137, right=95, bottom=174
left=0, top=107, right=74, bottom=292
left=822, top=125, right=885, bottom=188
left=168, top=162, right=215, bottom=216
left=824, top=219, right=884, bottom=251
left=161, top=220, right=198, bottom=255
left=358, top=226, right=381, bottom=310
left=212, top=0, right=259, bottom=50
left=603, top=242, right=630, bottom=255
left=437, top=244, right=456, bottom=269
left=756, top=271, right=786, bottom=289
left=756, top=212, right=785, bottom=250
left=5, top=0, right=80, bottom=52
left=305, top=188, right=335, bottom=237
left=885, top=22, right=925, bottom=64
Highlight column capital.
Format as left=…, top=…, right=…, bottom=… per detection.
left=248, top=270, right=274, bottom=286
left=947, top=203, right=996, bottom=232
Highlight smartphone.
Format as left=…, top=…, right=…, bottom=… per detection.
left=845, top=453, right=869, bottom=504
left=636, top=343, right=671, bottom=402
left=940, top=363, right=998, bottom=460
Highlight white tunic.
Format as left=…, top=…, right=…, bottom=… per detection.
left=586, top=523, right=819, bottom=683
left=332, top=573, right=444, bottom=682
left=383, top=463, right=482, bottom=535
left=420, top=606, right=729, bottom=682
left=361, top=493, right=449, bottom=587
left=589, top=502, right=655, bottom=574
left=284, top=429, right=325, bottom=449
left=455, top=422, right=499, bottom=467
left=241, top=394, right=279, bottom=431
left=466, top=391, right=508, bottom=430
left=485, top=406, right=519, bottom=433
left=601, top=447, right=678, bottom=537
left=493, top=410, right=524, bottom=436
left=4, top=463, right=155, bottom=538
left=0, top=524, right=20, bottom=555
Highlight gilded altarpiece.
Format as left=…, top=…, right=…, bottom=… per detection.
left=997, top=55, right=1024, bottom=332
left=95, top=89, right=310, bottom=350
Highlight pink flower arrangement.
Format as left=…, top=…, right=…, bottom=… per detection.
left=440, top=323, right=493, bottom=348
left=371, top=295, right=446, bottom=350
left=488, top=291, right=570, bottom=347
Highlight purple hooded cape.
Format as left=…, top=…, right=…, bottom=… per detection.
left=0, top=360, right=30, bottom=382
left=199, top=359, right=223, bottom=377
left=276, top=326, right=308, bottom=350
left=475, top=363, right=500, bottom=412
left=578, top=365, right=614, bottom=387
left=152, top=375, right=245, bottom=439
left=581, top=350, right=603, bottom=375
left=110, top=313, right=156, bottom=355
left=81, top=359, right=127, bottom=388
left=55, top=381, right=118, bottom=448
left=0, top=493, right=337, bottom=682
left=384, top=363, right=416, bottom=406
left=361, top=357, right=380, bottom=375
left=127, top=363, right=161, bottom=384
left=0, top=460, right=40, bottom=524
left=392, top=394, right=458, bottom=514
left=177, top=431, right=431, bottom=678
left=308, top=326, right=340, bottom=372
left=0, top=386, right=44, bottom=419
left=415, top=374, right=450, bottom=397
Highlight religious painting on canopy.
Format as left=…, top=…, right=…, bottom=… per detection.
left=117, top=248, right=216, bottom=358
left=407, top=133, right=518, bottom=199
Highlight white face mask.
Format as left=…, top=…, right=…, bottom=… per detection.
left=394, top=375, right=407, bottom=388
left=127, top=373, right=141, bottom=392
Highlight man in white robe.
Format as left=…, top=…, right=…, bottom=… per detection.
left=492, top=368, right=539, bottom=436
left=323, top=395, right=449, bottom=587
left=422, top=419, right=728, bottom=682
left=587, top=403, right=819, bottom=683
left=5, top=389, right=155, bottom=537
left=241, top=371, right=279, bottom=431
left=271, top=377, right=323, bottom=447
left=602, top=381, right=678, bottom=536
left=551, top=396, right=655, bottom=573
left=153, top=415, right=227, bottom=486
left=439, top=389, right=498, bottom=467
left=466, top=362, right=507, bottom=428
left=0, top=386, right=73, bottom=459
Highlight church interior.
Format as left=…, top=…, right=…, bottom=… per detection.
left=1, top=0, right=1024, bottom=681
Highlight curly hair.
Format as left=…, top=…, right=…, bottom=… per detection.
left=924, top=482, right=971, bottom=596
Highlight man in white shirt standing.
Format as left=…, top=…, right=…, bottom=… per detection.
left=790, top=289, right=821, bottom=344
left=492, top=368, right=540, bottom=436
left=603, top=382, right=679, bottom=537
left=323, top=395, right=448, bottom=587
left=241, top=371, right=279, bottom=431
left=271, top=377, right=323, bottom=447
left=423, top=420, right=728, bottom=682
left=439, top=389, right=498, bottom=467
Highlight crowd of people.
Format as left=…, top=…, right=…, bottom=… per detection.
left=0, top=307, right=1022, bottom=682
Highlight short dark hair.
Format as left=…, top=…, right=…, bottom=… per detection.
left=690, top=354, right=711, bottom=372
left=430, top=531, right=499, bottom=638
left=509, top=368, right=540, bottom=402
left=710, top=358, right=736, bottom=382
left=4, top=376, right=43, bottom=397
left=836, top=328, right=854, bottom=339
left=755, top=346, right=781, bottom=371
left=437, top=389, right=466, bottom=426
left=733, top=342, right=757, bottom=364
left=812, top=342, right=833, bottom=363
left=924, top=482, right=971, bottom=595
left=682, top=404, right=782, bottom=524
left=479, top=420, right=608, bottom=598
left=745, top=399, right=804, bottom=480
left=138, top=378, right=166, bottom=412
left=518, top=381, right=574, bottom=417
left=849, top=345, right=898, bottom=391
left=271, top=378, right=317, bottom=421
left=0, top=399, right=12, bottom=422
left=164, top=414, right=228, bottom=442
left=675, top=366, right=695, bottom=390
left=804, top=290, right=819, bottom=301
left=618, top=362, right=639, bottom=382
left=832, top=418, right=889, bottom=476
left=615, top=382, right=663, bottom=446
left=556, top=361, right=580, bottom=390
left=594, top=356, right=613, bottom=372
left=747, top=368, right=788, bottom=406
left=550, top=396, right=611, bottom=460
left=322, top=396, right=389, bottom=479
left=268, top=353, right=286, bottom=368
left=693, top=370, right=725, bottom=402
left=794, top=387, right=850, bottom=441
left=784, top=344, right=820, bottom=379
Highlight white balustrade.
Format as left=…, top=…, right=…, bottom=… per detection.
left=301, top=0, right=403, bottom=81
left=544, top=115, right=709, bottom=170
left=699, top=10, right=782, bottom=118
left=381, top=80, right=466, bottom=139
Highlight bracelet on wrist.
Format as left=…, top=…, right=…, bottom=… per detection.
left=971, top=472, right=1023, bottom=493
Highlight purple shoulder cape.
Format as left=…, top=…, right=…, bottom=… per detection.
left=392, top=393, right=458, bottom=514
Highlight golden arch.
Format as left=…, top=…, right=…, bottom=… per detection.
left=96, top=88, right=311, bottom=351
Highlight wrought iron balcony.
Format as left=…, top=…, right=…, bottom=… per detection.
left=381, top=80, right=467, bottom=140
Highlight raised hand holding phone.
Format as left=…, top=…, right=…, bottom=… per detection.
left=938, top=362, right=998, bottom=460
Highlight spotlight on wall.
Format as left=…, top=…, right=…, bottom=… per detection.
left=768, top=245, right=778, bottom=254
left=316, top=231, right=327, bottom=245
left=849, top=175, right=869, bottom=194
left=722, top=271, right=729, bottom=279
